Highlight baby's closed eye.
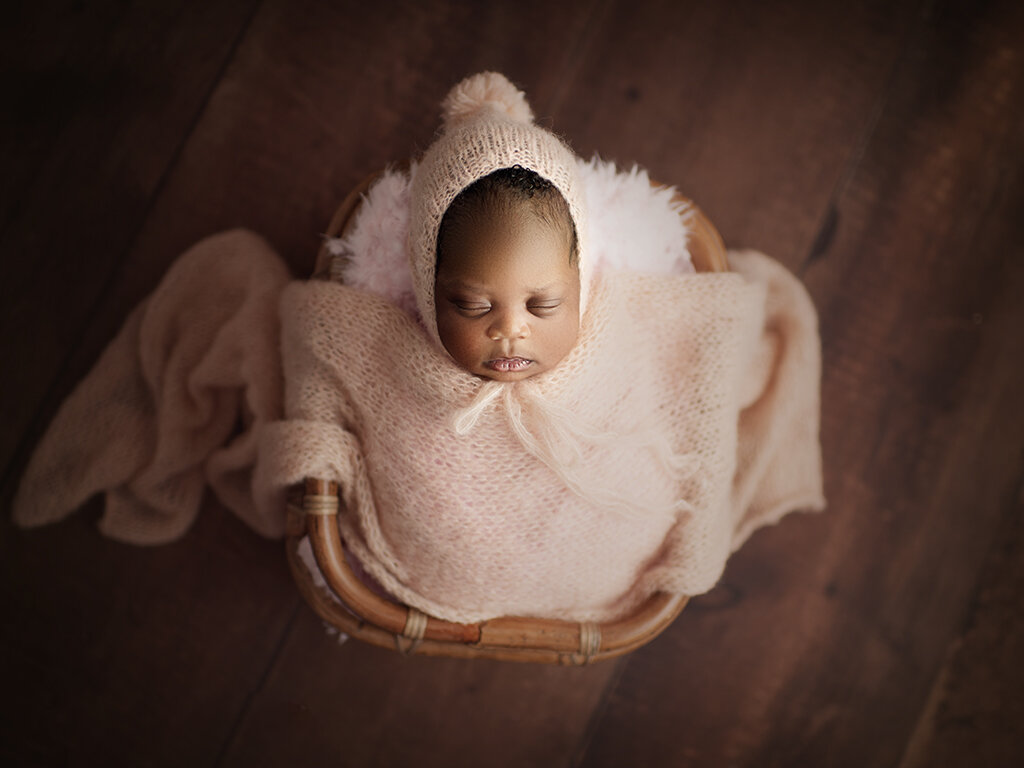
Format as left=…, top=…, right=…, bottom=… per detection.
left=528, top=299, right=562, bottom=316
left=451, top=299, right=491, bottom=317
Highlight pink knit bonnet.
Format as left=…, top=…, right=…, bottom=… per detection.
left=408, top=72, right=588, bottom=345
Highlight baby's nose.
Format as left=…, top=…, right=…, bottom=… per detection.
left=487, top=310, right=530, bottom=340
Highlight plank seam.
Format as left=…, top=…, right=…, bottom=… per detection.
left=896, top=468, right=1024, bottom=768
left=798, top=0, right=936, bottom=277
left=0, top=0, right=266, bottom=503
left=214, top=600, right=302, bottom=767
left=569, top=654, right=630, bottom=768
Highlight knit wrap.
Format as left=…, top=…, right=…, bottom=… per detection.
left=268, top=249, right=824, bottom=624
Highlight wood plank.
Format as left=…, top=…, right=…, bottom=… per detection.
left=0, top=498, right=300, bottom=766
left=0, top=0, right=259, bottom=480
left=554, top=0, right=922, bottom=269
left=578, top=0, right=1024, bottom=765
left=899, top=489, right=1024, bottom=768
left=0, top=0, right=197, bottom=229
left=220, top=610, right=620, bottom=768
left=0, top=3, right=298, bottom=766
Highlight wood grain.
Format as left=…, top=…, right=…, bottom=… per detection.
left=0, top=0, right=260, bottom=481
left=2, top=0, right=1022, bottom=765
left=555, top=0, right=924, bottom=267
left=900, top=489, right=1024, bottom=768
left=0, top=498, right=299, bottom=766
left=219, top=613, right=621, bottom=768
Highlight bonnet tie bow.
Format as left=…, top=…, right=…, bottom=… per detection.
left=452, top=380, right=705, bottom=520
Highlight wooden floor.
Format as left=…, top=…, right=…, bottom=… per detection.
left=2, top=0, right=1022, bottom=765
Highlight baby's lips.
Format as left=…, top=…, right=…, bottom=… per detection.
left=485, top=357, right=533, bottom=373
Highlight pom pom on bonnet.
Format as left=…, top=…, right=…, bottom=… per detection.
left=409, top=72, right=588, bottom=345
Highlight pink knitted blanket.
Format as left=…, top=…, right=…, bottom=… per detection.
left=14, top=225, right=824, bottom=623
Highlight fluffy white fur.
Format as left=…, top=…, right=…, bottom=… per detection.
left=325, top=157, right=694, bottom=316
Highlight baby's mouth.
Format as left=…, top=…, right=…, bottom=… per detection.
left=485, top=357, right=533, bottom=373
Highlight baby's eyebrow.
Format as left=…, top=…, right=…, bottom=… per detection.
left=528, top=282, right=565, bottom=294
left=437, top=279, right=567, bottom=294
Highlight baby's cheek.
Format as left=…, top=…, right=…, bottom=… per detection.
left=436, top=313, right=458, bottom=357
left=552, top=315, right=581, bottom=359
left=437, top=314, right=479, bottom=369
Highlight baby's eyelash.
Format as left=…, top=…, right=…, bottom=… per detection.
left=452, top=300, right=490, bottom=316
left=528, top=302, right=561, bottom=316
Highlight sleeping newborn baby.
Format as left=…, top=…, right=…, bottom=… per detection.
left=272, top=72, right=825, bottom=624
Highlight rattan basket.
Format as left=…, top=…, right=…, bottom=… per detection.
left=287, top=171, right=729, bottom=664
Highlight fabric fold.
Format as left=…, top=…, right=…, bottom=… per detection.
left=14, top=229, right=290, bottom=544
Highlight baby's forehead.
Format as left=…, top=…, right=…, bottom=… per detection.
left=459, top=204, right=548, bottom=239
left=447, top=212, right=572, bottom=262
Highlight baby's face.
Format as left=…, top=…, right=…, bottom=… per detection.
left=435, top=213, right=580, bottom=381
